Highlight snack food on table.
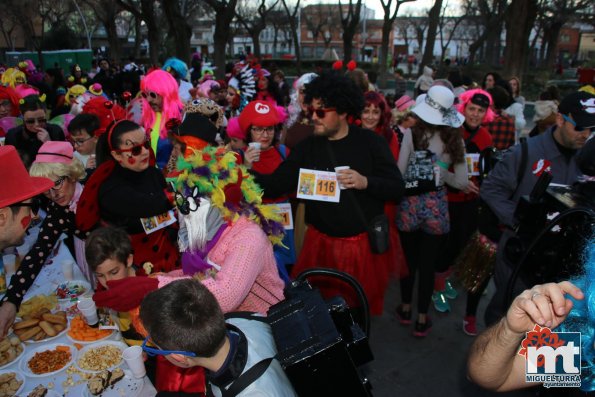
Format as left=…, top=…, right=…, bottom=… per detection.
left=0, top=371, right=23, bottom=397
left=87, top=368, right=125, bottom=395
left=77, top=345, right=122, bottom=372
left=67, top=316, right=111, bottom=342
left=0, top=336, right=23, bottom=367
left=26, top=385, right=47, bottom=397
left=27, top=346, right=71, bottom=374
left=55, top=282, right=86, bottom=300
left=13, top=310, right=67, bottom=342
left=17, top=295, right=57, bottom=318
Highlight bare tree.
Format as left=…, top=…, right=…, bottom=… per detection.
left=82, top=0, right=124, bottom=62
left=162, top=0, right=201, bottom=63
left=378, top=0, right=416, bottom=87
left=281, top=0, right=302, bottom=72
left=420, top=0, right=442, bottom=69
left=235, top=0, right=280, bottom=59
left=437, top=1, right=465, bottom=61
left=540, top=0, right=592, bottom=70
left=117, top=0, right=161, bottom=65
left=338, top=0, right=362, bottom=63
left=0, top=13, right=18, bottom=50
left=503, top=0, right=539, bottom=78
left=204, top=0, right=239, bottom=79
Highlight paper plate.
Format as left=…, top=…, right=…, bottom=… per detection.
left=21, top=388, right=61, bottom=397
left=19, top=343, right=76, bottom=377
left=15, top=316, right=70, bottom=345
left=0, top=339, right=26, bottom=370
left=76, top=341, right=127, bottom=373
left=83, top=369, right=144, bottom=397
left=0, top=369, right=25, bottom=396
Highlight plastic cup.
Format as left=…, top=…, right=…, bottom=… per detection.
left=61, top=259, right=74, bottom=281
left=123, top=345, right=146, bottom=378
left=334, top=166, right=350, bottom=190
left=248, top=142, right=261, bottom=162
left=77, top=298, right=99, bottom=326
left=3, top=255, right=16, bottom=283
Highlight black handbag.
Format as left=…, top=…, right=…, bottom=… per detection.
left=366, top=213, right=389, bottom=254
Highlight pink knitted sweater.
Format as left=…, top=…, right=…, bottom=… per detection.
left=158, top=216, right=285, bottom=314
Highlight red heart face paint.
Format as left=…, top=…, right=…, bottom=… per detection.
left=127, top=156, right=136, bottom=165
left=21, top=215, right=32, bottom=229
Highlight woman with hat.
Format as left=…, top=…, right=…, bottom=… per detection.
left=76, top=119, right=179, bottom=274
left=0, top=86, right=20, bottom=119
left=395, top=85, right=470, bottom=337
left=240, top=100, right=294, bottom=282
left=0, top=141, right=89, bottom=334
left=392, top=95, right=417, bottom=152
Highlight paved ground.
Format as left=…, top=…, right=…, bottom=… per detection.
left=364, top=278, right=538, bottom=397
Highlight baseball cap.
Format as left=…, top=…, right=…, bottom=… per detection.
left=558, top=91, right=595, bottom=130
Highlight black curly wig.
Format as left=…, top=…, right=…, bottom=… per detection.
left=303, top=71, right=365, bottom=117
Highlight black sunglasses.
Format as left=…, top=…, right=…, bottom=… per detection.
left=307, top=106, right=336, bottom=119
left=141, top=91, right=159, bottom=99
left=24, top=117, right=47, bottom=125
left=9, top=198, right=41, bottom=216
left=115, top=139, right=151, bottom=156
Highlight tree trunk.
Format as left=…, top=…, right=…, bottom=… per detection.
left=252, top=31, right=262, bottom=58
left=421, top=0, right=442, bottom=69
left=206, top=0, right=237, bottom=79
left=281, top=0, right=301, bottom=74
left=104, top=17, right=122, bottom=64
left=545, top=22, right=563, bottom=71
left=503, top=0, right=538, bottom=78
left=162, top=0, right=192, bottom=63
left=378, top=21, right=392, bottom=88
left=340, top=0, right=362, bottom=64
left=133, top=15, right=142, bottom=59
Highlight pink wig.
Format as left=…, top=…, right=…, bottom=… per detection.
left=14, top=84, right=39, bottom=98
left=456, top=88, right=496, bottom=124
left=363, top=91, right=392, bottom=143
left=140, top=69, right=182, bottom=139
left=198, top=80, right=220, bottom=98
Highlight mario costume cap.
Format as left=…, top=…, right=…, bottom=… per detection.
left=558, top=91, right=595, bottom=129
left=238, top=100, right=279, bottom=134
left=0, top=146, right=53, bottom=208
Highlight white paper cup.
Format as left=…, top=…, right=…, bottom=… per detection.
left=77, top=298, right=99, bottom=325
left=334, top=166, right=350, bottom=190
left=61, top=260, right=74, bottom=281
left=248, top=142, right=261, bottom=162
left=123, top=345, right=146, bottom=378
left=3, top=255, right=16, bottom=282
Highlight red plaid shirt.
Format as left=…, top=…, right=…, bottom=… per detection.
left=485, top=111, right=515, bottom=150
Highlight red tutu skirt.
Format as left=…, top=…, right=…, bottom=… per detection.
left=292, top=226, right=392, bottom=315
left=385, top=201, right=408, bottom=279
left=130, top=228, right=179, bottom=274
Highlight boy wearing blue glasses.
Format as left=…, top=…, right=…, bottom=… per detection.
left=86, top=226, right=207, bottom=395
left=140, top=279, right=297, bottom=397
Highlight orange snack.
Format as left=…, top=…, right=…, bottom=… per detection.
left=67, top=316, right=112, bottom=342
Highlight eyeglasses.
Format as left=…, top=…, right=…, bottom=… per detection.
left=71, top=136, right=95, bottom=146
left=50, top=176, right=68, bottom=191
left=114, top=139, right=151, bottom=156
left=141, top=336, right=197, bottom=357
left=0, top=100, right=12, bottom=108
left=251, top=126, right=275, bottom=136
left=9, top=199, right=41, bottom=216
left=24, top=117, right=47, bottom=125
left=308, top=106, right=336, bottom=119
left=174, top=187, right=199, bottom=215
left=562, top=114, right=595, bottom=133
left=141, top=91, right=159, bottom=100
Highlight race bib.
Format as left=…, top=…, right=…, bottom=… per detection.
left=140, top=210, right=177, bottom=235
left=296, top=168, right=340, bottom=203
left=267, top=203, right=293, bottom=230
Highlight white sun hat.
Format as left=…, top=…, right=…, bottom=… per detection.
left=412, top=85, right=465, bottom=128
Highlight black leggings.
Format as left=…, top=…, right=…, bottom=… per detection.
left=465, top=278, right=490, bottom=317
left=399, top=230, right=446, bottom=314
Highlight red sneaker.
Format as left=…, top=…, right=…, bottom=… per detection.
left=463, top=316, right=477, bottom=336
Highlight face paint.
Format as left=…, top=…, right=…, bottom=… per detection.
left=127, top=156, right=136, bottom=165
left=21, top=215, right=32, bottom=229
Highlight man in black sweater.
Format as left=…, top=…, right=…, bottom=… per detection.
left=253, top=71, right=404, bottom=315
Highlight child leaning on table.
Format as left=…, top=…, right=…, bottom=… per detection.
left=85, top=226, right=205, bottom=396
